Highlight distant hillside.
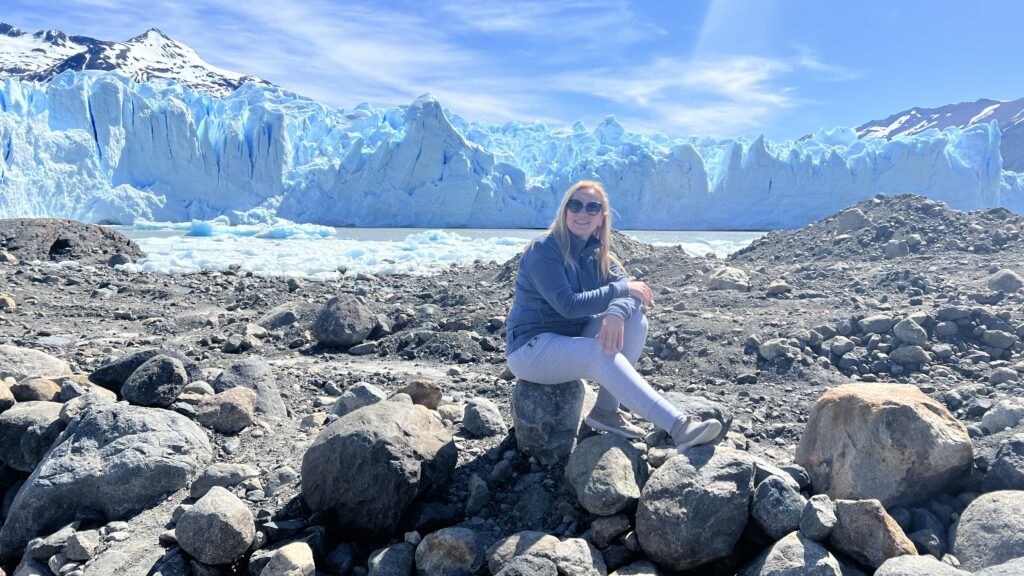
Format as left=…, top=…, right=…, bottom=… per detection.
left=856, top=97, right=1024, bottom=171
left=0, top=22, right=271, bottom=98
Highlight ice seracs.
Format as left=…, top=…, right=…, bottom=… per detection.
left=0, top=71, right=1022, bottom=230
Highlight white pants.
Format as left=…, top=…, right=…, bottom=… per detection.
left=506, top=311, right=681, bottom=432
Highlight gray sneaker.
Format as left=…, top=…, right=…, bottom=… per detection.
left=585, top=407, right=646, bottom=439
left=671, top=416, right=722, bottom=451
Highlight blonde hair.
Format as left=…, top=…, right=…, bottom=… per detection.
left=533, top=180, right=626, bottom=280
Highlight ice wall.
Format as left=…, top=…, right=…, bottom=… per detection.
left=1, top=71, right=1021, bottom=229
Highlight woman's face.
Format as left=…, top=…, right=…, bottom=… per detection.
left=565, top=186, right=603, bottom=240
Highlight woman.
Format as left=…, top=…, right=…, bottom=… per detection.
left=505, top=180, right=721, bottom=450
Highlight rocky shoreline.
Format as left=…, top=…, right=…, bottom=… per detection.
left=2, top=193, right=1024, bottom=575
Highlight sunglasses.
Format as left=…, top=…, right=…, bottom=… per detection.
left=567, top=198, right=603, bottom=216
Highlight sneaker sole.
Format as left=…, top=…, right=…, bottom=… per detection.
left=583, top=416, right=644, bottom=440
left=676, top=421, right=723, bottom=451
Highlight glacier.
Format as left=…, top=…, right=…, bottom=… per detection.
left=1, top=70, right=1022, bottom=230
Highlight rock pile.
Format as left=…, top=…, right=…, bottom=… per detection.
left=2, top=195, right=1024, bottom=574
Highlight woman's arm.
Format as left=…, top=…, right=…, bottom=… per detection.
left=524, top=242, right=629, bottom=319
left=605, top=260, right=644, bottom=320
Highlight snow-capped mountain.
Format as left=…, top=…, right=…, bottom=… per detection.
left=856, top=97, right=1024, bottom=171
left=0, top=23, right=270, bottom=98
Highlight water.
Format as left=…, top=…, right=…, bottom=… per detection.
left=114, top=225, right=765, bottom=280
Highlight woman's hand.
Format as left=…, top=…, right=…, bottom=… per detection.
left=596, top=314, right=625, bottom=355
left=628, top=281, right=653, bottom=306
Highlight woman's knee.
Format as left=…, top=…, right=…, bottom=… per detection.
left=625, top=310, right=649, bottom=337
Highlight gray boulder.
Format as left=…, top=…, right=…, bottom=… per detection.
left=828, top=499, right=916, bottom=569
left=874, top=555, right=968, bottom=575
left=511, top=380, right=585, bottom=465
left=565, top=434, right=646, bottom=516
left=884, top=240, right=910, bottom=259
left=739, top=531, right=842, bottom=576
left=0, top=401, right=64, bottom=472
left=981, top=330, right=1018, bottom=349
left=950, top=490, right=1024, bottom=571
left=893, top=318, right=928, bottom=346
left=120, top=355, right=188, bottom=407
left=311, top=295, right=376, bottom=348
left=255, top=303, right=301, bottom=330
left=257, top=541, right=315, bottom=576
left=330, top=382, right=387, bottom=417
left=974, top=557, right=1024, bottom=575
left=837, top=208, right=871, bottom=232
left=859, top=314, right=894, bottom=334
left=0, top=345, right=71, bottom=381
left=664, top=392, right=732, bottom=445
left=0, top=402, right=212, bottom=563
left=368, top=542, right=415, bottom=576
left=635, top=446, right=755, bottom=571
left=463, top=397, right=507, bottom=437
left=486, top=532, right=605, bottom=576
left=195, top=387, right=257, bottom=434
left=190, top=463, right=260, bottom=499
left=707, top=267, right=750, bottom=291
left=889, top=345, right=930, bottom=365
left=751, top=475, right=807, bottom=540
left=984, top=434, right=1024, bottom=491
left=800, top=494, right=837, bottom=541
left=414, top=527, right=483, bottom=576
left=609, top=561, right=660, bottom=576
left=987, top=269, right=1024, bottom=293
left=176, top=486, right=255, bottom=565
left=212, top=356, right=286, bottom=420
left=494, top=555, right=558, bottom=576
left=301, top=401, right=455, bottom=536
left=89, top=348, right=201, bottom=392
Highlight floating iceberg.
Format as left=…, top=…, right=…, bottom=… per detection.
left=1, top=71, right=1021, bottom=230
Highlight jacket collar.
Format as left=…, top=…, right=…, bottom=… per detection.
left=569, top=233, right=602, bottom=258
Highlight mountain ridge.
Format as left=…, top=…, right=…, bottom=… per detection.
left=0, top=22, right=271, bottom=98
left=856, top=97, right=1024, bottom=171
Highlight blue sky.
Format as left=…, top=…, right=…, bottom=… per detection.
left=5, top=0, right=1023, bottom=141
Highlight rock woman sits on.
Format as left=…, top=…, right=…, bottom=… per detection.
left=505, top=180, right=722, bottom=450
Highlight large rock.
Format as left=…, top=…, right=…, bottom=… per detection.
left=859, top=314, right=894, bottom=334
left=311, top=295, right=376, bottom=348
left=950, top=490, right=1024, bottom=571
left=463, top=397, right=507, bottom=437
left=0, top=402, right=212, bottom=563
left=987, top=269, right=1024, bottom=293
left=565, top=434, right=646, bottom=516
left=9, top=378, right=61, bottom=402
left=837, top=208, right=871, bottom=232
left=367, top=542, right=415, bottom=576
left=0, top=345, right=71, bottom=381
left=828, top=499, right=916, bottom=569
left=190, top=463, right=260, bottom=499
left=258, top=541, right=315, bottom=576
left=511, top=379, right=585, bottom=465
left=892, top=318, right=928, bottom=346
left=120, top=354, right=188, bottom=407
left=889, top=345, right=930, bottom=365
left=0, top=401, right=64, bottom=472
left=89, top=348, right=201, bottom=393
left=195, top=387, right=257, bottom=434
left=974, top=557, right=1024, bottom=575
left=635, top=446, right=755, bottom=571
left=330, top=382, right=387, bottom=417
left=494, top=556, right=558, bottom=576
left=739, top=531, right=843, bottom=576
left=707, top=267, right=750, bottom=291
left=874, top=555, right=969, bottom=576
left=212, top=356, right=286, bottom=420
left=984, top=434, right=1024, bottom=491
left=0, top=218, right=145, bottom=264
left=414, top=527, right=483, bottom=576
left=301, top=401, right=456, bottom=536
left=486, top=532, right=605, bottom=576
left=795, top=384, right=973, bottom=507
left=751, top=475, right=807, bottom=540
left=176, top=486, right=255, bottom=566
